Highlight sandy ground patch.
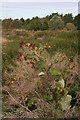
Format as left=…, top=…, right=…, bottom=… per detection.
left=0, top=37, right=13, bottom=45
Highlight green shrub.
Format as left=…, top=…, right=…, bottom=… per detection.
left=34, top=31, right=45, bottom=38
left=10, top=19, right=22, bottom=29
left=41, top=22, right=49, bottom=30
left=66, top=23, right=76, bottom=31
left=48, top=15, right=64, bottom=30
left=0, top=19, right=2, bottom=29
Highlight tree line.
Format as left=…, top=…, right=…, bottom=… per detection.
left=1, top=13, right=80, bottom=30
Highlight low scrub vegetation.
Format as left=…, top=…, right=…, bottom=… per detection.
left=2, top=13, right=80, bottom=30
left=2, top=12, right=80, bottom=119
left=48, top=15, right=64, bottom=30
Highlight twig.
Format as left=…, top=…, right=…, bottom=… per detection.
left=2, top=86, right=33, bottom=114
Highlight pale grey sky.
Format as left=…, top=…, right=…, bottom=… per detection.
left=0, top=2, right=79, bottom=19
left=1, top=0, right=79, bottom=2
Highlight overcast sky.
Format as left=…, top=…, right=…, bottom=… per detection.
left=0, top=2, right=79, bottom=19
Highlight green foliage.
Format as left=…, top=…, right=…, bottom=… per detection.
left=29, top=30, right=78, bottom=57
left=48, top=15, right=64, bottom=30
left=49, top=68, right=61, bottom=76
left=43, top=94, right=53, bottom=103
left=2, top=90, right=8, bottom=95
left=66, top=23, right=76, bottom=31
left=2, top=18, right=12, bottom=29
left=12, top=104, right=19, bottom=112
left=26, top=17, right=42, bottom=31
left=2, top=13, right=79, bottom=31
left=54, top=108, right=64, bottom=118
left=10, top=19, right=22, bottom=29
left=48, top=13, right=59, bottom=19
left=2, top=35, right=20, bottom=71
left=2, top=13, right=79, bottom=118
left=63, top=13, right=73, bottom=24
left=34, top=31, right=45, bottom=38
left=27, top=97, right=37, bottom=108
left=2, top=108, right=12, bottom=113
left=57, top=79, right=65, bottom=88
left=35, top=60, right=47, bottom=71
left=0, top=19, right=2, bottom=29
left=2, top=79, right=7, bottom=86
left=20, top=18, right=25, bottom=26
left=41, top=22, right=49, bottom=30
left=74, top=14, right=80, bottom=30
left=25, top=96, right=37, bottom=110
left=37, top=79, right=41, bottom=88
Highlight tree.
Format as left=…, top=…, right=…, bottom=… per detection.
left=10, top=19, right=22, bottom=29
left=74, top=14, right=80, bottom=30
left=63, top=14, right=73, bottom=24
left=66, top=23, right=76, bottom=31
left=41, top=22, right=49, bottom=30
left=49, top=13, right=59, bottom=20
left=26, top=17, right=42, bottom=31
left=0, top=19, right=2, bottom=29
left=2, top=18, right=13, bottom=29
left=48, top=15, right=64, bottom=30
left=20, top=18, right=25, bottom=27
left=26, top=18, right=31, bottom=24
left=24, top=18, right=30, bottom=29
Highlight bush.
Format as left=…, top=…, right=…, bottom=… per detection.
left=66, top=23, right=76, bottom=31
left=48, top=15, right=64, bottom=30
left=63, top=14, right=73, bottom=24
left=0, top=19, right=2, bottom=29
left=74, top=14, right=80, bottom=30
left=2, top=18, right=13, bottom=29
left=41, top=22, right=49, bottom=30
left=10, top=19, right=22, bottom=29
left=26, top=18, right=42, bottom=31
left=34, top=31, right=45, bottom=38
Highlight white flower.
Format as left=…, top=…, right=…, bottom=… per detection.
left=58, top=79, right=65, bottom=88
left=38, top=72, right=45, bottom=76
